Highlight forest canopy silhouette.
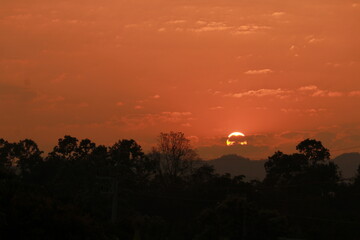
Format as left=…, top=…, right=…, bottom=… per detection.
left=1, top=132, right=360, bottom=239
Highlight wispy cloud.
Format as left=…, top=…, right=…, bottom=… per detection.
left=298, top=85, right=318, bottom=91
left=281, top=108, right=327, bottom=115
left=306, top=35, right=324, bottom=44
left=166, top=20, right=187, bottom=24
left=161, top=111, right=192, bottom=118
left=272, top=12, right=285, bottom=17
left=349, top=91, right=360, bottom=96
left=244, top=69, right=273, bottom=75
left=190, top=21, right=232, bottom=32
left=188, top=21, right=270, bottom=35
left=299, top=85, right=346, bottom=97
left=210, top=106, right=224, bottom=110
left=223, top=85, right=358, bottom=100
left=232, top=25, right=271, bottom=35
left=312, top=90, right=343, bottom=97
left=226, top=88, right=289, bottom=98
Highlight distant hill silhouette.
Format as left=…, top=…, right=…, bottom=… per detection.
left=333, top=152, right=360, bottom=178
left=206, top=154, right=266, bottom=180
left=206, top=152, right=360, bottom=180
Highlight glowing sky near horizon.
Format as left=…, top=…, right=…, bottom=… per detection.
left=1, top=0, right=360, bottom=159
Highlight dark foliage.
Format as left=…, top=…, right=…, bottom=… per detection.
left=0, top=135, right=359, bottom=239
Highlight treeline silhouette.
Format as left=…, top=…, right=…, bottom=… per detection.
left=1, top=132, right=360, bottom=239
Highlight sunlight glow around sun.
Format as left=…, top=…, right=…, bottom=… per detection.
left=226, top=132, right=248, bottom=146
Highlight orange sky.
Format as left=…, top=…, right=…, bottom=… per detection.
left=1, top=0, right=360, bottom=159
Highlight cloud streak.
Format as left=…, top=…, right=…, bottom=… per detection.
left=225, top=88, right=290, bottom=98
left=244, top=69, right=273, bottom=75
left=224, top=85, right=359, bottom=99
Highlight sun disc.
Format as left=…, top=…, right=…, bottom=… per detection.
left=226, top=131, right=247, bottom=146
left=228, top=132, right=245, bottom=138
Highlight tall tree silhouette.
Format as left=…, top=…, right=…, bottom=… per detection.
left=150, top=132, right=197, bottom=186
left=49, top=135, right=81, bottom=161
left=0, top=139, right=14, bottom=176
left=264, top=151, right=308, bottom=186
left=262, top=139, right=341, bottom=233
left=15, top=139, right=43, bottom=181
left=264, top=139, right=340, bottom=193
left=109, top=139, right=155, bottom=183
left=296, top=138, right=330, bottom=165
left=0, top=138, right=43, bottom=179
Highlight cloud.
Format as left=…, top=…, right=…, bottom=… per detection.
left=298, top=85, right=318, bottom=91
left=30, top=94, right=88, bottom=112
left=152, top=94, right=160, bottom=99
left=325, top=62, right=341, bottom=68
left=223, top=85, right=355, bottom=101
left=161, top=111, right=191, bottom=116
left=298, top=85, right=345, bottom=97
left=281, top=108, right=327, bottom=116
left=272, top=12, right=285, bottom=17
left=226, top=88, right=289, bottom=98
left=228, top=79, right=238, bottom=83
left=349, top=91, right=360, bottom=96
left=196, top=20, right=207, bottom=25
left=327, top=91, right=343, bottom=97
left=51, top=73, right=67, bottom=84
left=160, top=112, right=192, bottom=122
left=210, top=106, right=224, bottom=110
left=116, top=101, right=124, bottom=106
left=188, top=21, right=270, bottom=35
left=124, top=24, right=139, bottom=29
left=244, top=69, right=273, bottom=75
left=312, top=90, right=343, bottom=97
left=232, top=25, right=271, bottom=35
left=306, top=35, right=324, bottom=44
left=166, top=20, right=186, bottom=24
left=134, top=105, right=143, bottom=109
left=190, top=21, right=232, bottom=32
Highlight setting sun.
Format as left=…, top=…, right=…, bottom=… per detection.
left=226, top=132, right=248, bottom=146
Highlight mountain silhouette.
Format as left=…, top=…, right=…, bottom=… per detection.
left=333, top=152, right=360, bottom=178
left=206, top=154, right=266, bottom=180
left=206, top=152, right=360, bottom=180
